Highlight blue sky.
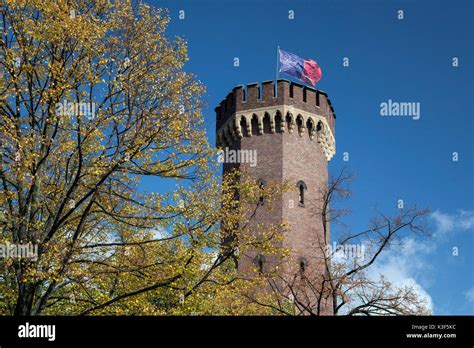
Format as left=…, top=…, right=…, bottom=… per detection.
left=147, top=0, right=473, bottom=314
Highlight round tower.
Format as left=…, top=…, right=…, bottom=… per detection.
left=215, top=79, right=336, bottom=314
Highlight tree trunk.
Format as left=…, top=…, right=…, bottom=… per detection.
left=14, top=282, right=36, bottom=316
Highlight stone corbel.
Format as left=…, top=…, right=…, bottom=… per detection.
left=270, top=114, right=275, bottom=133
left=234, top=116, right=243, bottom=138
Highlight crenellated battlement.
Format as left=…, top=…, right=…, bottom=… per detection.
left=215, top=79, right=336, bottom=161
left=215, top=79, right=336, bottom=134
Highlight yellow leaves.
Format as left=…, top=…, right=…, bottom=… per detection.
left=0, top=0, right=290, bottom=316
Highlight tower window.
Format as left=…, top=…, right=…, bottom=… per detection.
left=254, top=254, right=266, bottom=273
left=286, top=113, right=292, bottom=132
left=240, top=116, right=249, bottom=137
left=296, top=180, right=307, bottom=206
left=263, top=113, right=272, bottom=134
left=317, top=121, right=323, bottom=135
left=306, top=119, right=314, bottom=138
left=275, top=112, right=283, bottom=133
left=257, top=179, right=266, bottom=205
left=251, top=115, right=259, bottom=136
left=296, top=115, right=304, bottom=135
left=299, top=257, right=308, bottom=273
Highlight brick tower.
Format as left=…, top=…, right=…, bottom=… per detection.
left=215, top=79, right=336, bottom=314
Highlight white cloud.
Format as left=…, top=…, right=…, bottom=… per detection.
left=431, top=210, right=474, bottom=235
left=431, top=211, right=454, bottom=235
left=363, top=209, right=474, bottom=314
left=367, top=238, right=434, bottom=313
left=465, top=287, right=474, bottom=303
left=151, top=226, right=170, bottom=239
left=458, top=210, right=474, bottom=230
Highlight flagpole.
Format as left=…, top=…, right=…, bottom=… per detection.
left=275, top=46, right=279, bottom=97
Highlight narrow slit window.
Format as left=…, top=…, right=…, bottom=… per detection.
left=254, top=254, right=266, bottom=273
left=296, top=180, right=307, bottom=206
left=299, top=258, right=307, bottom=273
left=299, top=185, right=304, bottom=205
left=257, top=179, right=266, bottom=205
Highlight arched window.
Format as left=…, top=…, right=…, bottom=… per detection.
left=256, top=179, right=266, bottom=205
left=306, top=118, right=314, bottom=139
left=254, top=254, right=266, bottom=273
left=240, top=116, right=249, bottom=137
left=275, top=111, right=283, bottom=133
left=251, top=114, right=259, bottom=136
left=316, top=121, right=323, bottom=140
left=296, top=180, right=307, bottom=206
left=286, top=113, right=293, bottom=132
left=296, top=115, right=304, bottom=135
left=263, top=113, right=272, bottom=134
left=299, top=257, right=308, bottom=273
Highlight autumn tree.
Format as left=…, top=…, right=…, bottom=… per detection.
left=0, top=0, right=285, bottom=316
left=0, top=0, right=430, bottom=317
left=244, top=169, right=432, bottom=316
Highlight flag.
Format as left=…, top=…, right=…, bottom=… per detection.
left=278, top=48, right=322, bottom=86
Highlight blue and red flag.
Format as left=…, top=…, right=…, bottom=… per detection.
left=278, top=48, right=322, bottom=86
